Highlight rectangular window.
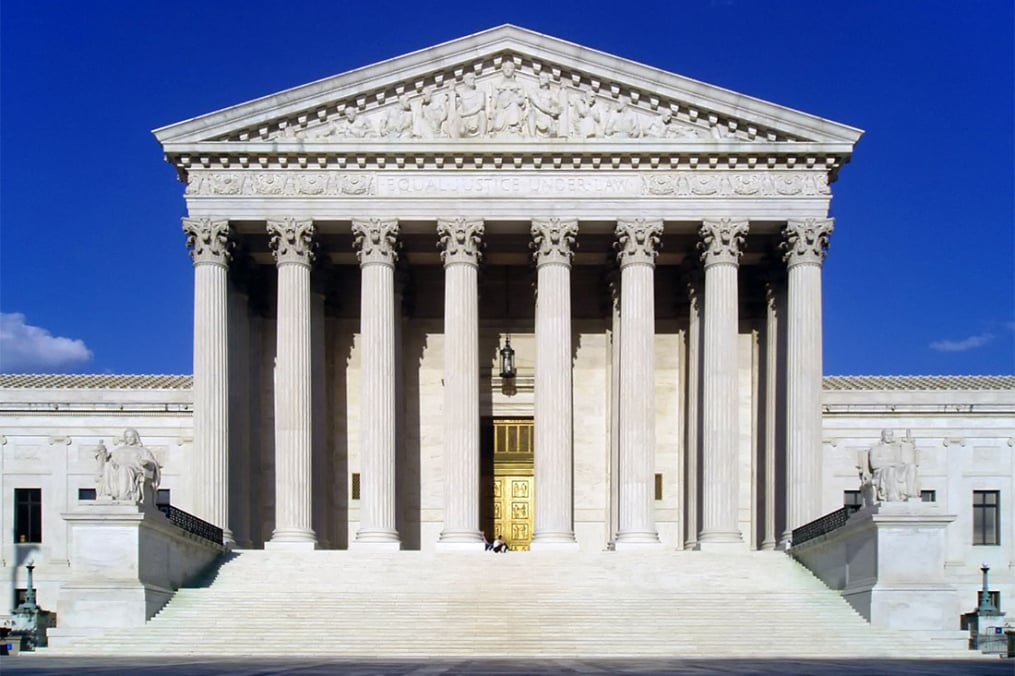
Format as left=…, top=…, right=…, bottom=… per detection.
left=921, top=490, right=936, bottom=502
left=78, top=488, right=96, bottom=501
left=654, top=473, right=663, bottom=501
left=843, top=490, right=863, bottom=515
left=14, top=488, right=41, bottom=543
left=156, top=489, right=171, bottom=506
left=351, top=473, right=361, bottom=500
left=973, top=490, right=1000, bottom=545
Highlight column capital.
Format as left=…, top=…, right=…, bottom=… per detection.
left=782, top=218, right=833, bottom=267
left=352, top=218, right=399, bottom=267
left=614, top=218, right=662, bottom=267
left=699, top=218, right=749, bottom=268
left=437, top=217, right=484, bottom=266
left=267, top=218, right=316, bottom=267
left=183, top=218, right=233, bottom=266
left=531, top=218, right=577, bottom=267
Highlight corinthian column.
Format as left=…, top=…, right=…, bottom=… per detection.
left=183, top=217, right=233, bottom=544
left=352, top=218, right=401, bottom=550
left=530, top=218, right=579, bottom=550
left=681, top=264, right=703, bottom=550
left=782, top=218, right=833, bottom=540
left=266, top=218, right=318, bottom=549
left=437, top=217, right=485, bottom=549
left=614, top=218, right=663, bottom=549
left=698, top=218, right=749, bottom=549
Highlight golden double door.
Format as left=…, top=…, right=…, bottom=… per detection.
left=481, top=418, right=534, bottom=551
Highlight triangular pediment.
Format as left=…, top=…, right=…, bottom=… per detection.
left=154, top=25, right=861, bottom=151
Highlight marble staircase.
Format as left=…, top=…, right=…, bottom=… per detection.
left=45, top=549, right=978, bottom=658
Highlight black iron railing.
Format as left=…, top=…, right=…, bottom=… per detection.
left=156, top=503, right=223, bottom=546
left=791, top=506, right=850, bottom=546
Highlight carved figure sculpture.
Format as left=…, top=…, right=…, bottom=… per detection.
left=569, top=89, right=601, bottom=138
left=95, top=429, right=161, bottom=504
left=490, top=61, right=526, bottom=138
left=381, top=94, right=414, bottom=138
left=318, top=107, right=374, bottom=139
left=454, top=73, right=486, bottom=138
left=646, top=110, right=706, bottom=139
left=528, top=72, right=561, bottom=138
left=605, top=99, right=641, bottom=139
left=858, top=429, right=920, bottom=504
left=419, top=87, right=448, bottom=139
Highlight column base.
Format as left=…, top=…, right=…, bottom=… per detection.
left=614, top=530, right=663, bottom=550
left=264, top=540, right=318, bottom=551
left=353, top=528, right=401, bottom=548
left=350, top=540, right=401, bottom=552
left=437, top=528, right=483, bottom=544
left=266, top=527, right=318, bottom=550
left=696, top=540, right=749, bottom=553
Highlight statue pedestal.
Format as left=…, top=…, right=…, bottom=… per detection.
left=49, top=501, right=224, bottom=645
left=841, top=502, right=958, bottom=632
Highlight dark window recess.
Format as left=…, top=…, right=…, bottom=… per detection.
left=654, top=473, right=663, bottom=501
left=78, top=488, right=96, bottom=500
left=14, top=588, right=27, bottom=609
left=156, top=489, right=171, bottom=506
left=14, top=488, right=42, bottom=543
left=973, top=490, right=1000, bottom=545
left=921, top=490, right=936, bottom=502
left=351, top=473, right=361, bottom=500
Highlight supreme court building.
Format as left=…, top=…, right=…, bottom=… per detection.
left=2, top=28, right=1012, bottom=622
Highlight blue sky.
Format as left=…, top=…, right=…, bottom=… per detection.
left=1, top=1, right=1012, bottom=376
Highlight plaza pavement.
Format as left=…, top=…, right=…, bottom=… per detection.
left=0, top=656, right=1011, bottom=675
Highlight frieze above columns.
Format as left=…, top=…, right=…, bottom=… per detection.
left=782, top=218, right=833, bottom=267
left=698, top=218, right=749, bottom=268
left=531, top=218, right=577, bottom=266
left=352, top=218, right=400, bottom=267
left=267, top=218, right=316, bottom=266
left=183, top=217, right=233, bottom=266
left=615, top=218, right=663, bottom=267
left=437, top=217, right=484, bottom=266
left=184, top=170, right=832, bottom=199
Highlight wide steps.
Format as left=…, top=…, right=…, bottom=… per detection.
left=45, top=550, right=978, bottom=658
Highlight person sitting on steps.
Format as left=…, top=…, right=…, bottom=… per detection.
left=491, top=534, right=508, bottom=553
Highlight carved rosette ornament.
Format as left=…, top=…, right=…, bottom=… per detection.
left=352, top=218, right=399, bottom=267
left=698, top=218, right=749, bottom=268
left=437, top=217, right=484, bottom=266
left=531, top=218, right=578, bottom=267
left=183, top=218, right=233, bottom=266
left=267, top=218, right=316, bottom=267
left=781, top=218, right=834, bottom=267
left=614, top=218, right=663, bottom=267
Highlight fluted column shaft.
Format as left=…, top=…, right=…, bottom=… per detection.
left=783, top=218, right=833, bottom=538
left=761, top=277, right=781, bottom=550
left=353, top=218, right=401, bottom=548
left=614, top=219, right=663, bottom=547
left=183, top=218, right=232, bottom=542
left=683, top=270, right=703, bottom=550
left=698, top=218, right=748, bottom=547
left=531, top=218, right=578, bottom=548
left=267, top=218, right=317, bottom=548
left=437, top=218, right=484, bottom=547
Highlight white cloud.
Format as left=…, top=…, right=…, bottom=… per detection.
left=0, top=313, right=93, bottom=372
left=929, top=332, right=995, bottom=353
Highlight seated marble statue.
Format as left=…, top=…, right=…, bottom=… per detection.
left=95, top=429, right=161, bottom=504
left=858, top=429, right=920, bottom=504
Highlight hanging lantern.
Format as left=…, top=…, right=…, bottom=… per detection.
left=499, top=336, right=516, bottom=379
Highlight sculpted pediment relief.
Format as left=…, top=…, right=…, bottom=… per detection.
left=266, top=59, right=745, bottom=144
left=154, top=26, right=862, bottom=150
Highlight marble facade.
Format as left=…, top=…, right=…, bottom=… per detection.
left=0, top=26, right=1012, bottom=628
